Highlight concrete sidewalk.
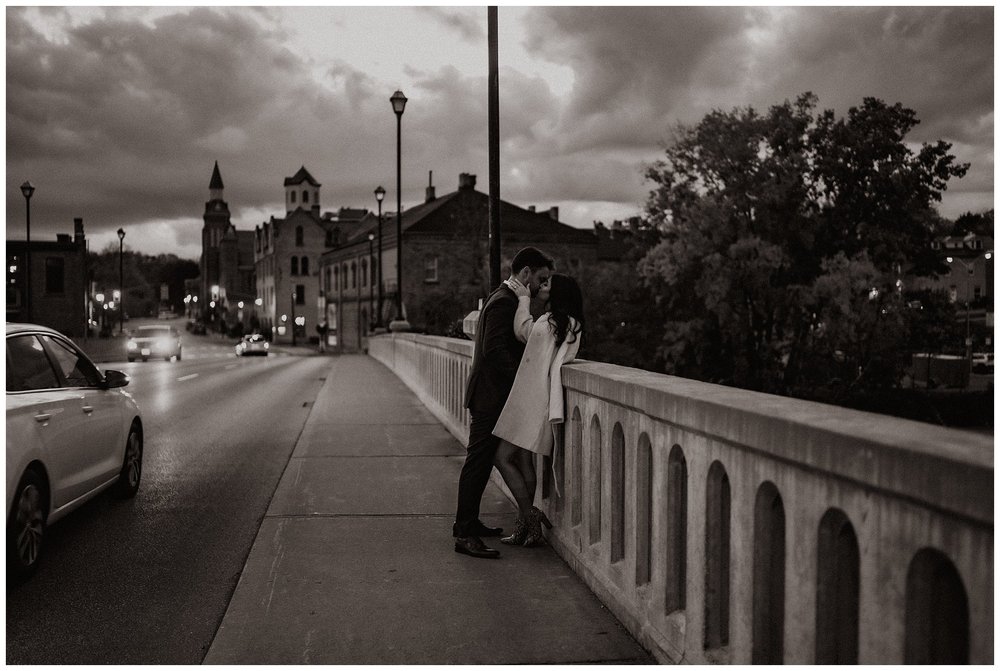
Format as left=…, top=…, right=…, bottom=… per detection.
left=204, top=354, right=652, bottom=665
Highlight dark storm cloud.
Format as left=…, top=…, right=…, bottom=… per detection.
left=514, top=6, right=993, bottom=211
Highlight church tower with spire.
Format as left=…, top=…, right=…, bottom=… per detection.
left=201, top=161, right=232, bottom=313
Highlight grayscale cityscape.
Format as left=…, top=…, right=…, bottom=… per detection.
left=5, top=5, right=993, bottom=665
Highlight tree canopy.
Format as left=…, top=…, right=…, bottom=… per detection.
left=638, top=93, right=968, bottom=395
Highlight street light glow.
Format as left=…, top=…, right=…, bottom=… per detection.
left=96, top=293, right=105, bottom=303
left=255, top=298, right=263, bottom=306
left=113, top=289, right=121, bottom=300
left=238, top=301, right=244, bottom=309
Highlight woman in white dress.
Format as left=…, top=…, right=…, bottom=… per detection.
left=493, top=274, right=584, bottom=546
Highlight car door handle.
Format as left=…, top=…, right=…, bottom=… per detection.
left=81, top=405, right=94, bottom=414
left=34, top=413, right=52, bottom=423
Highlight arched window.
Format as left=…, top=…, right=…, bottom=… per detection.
left=295, top=225, right=304, bottom=246
left=665, top=445, right=688, bottom=614
left=905, top=548, right=969, bottom=664
left=816, top=509, right=859, bottom=664
left=351, top=261, right=357, bottom=289
left=611, top=422, right=625, bottom=563
left=301, top=257, right=309, bottom=276
left=752, top=481, right=785, bottom=664
left=290, top=256, right=298, bottom=276
left=571, top=407, right=583, bottom=526
left=303, top=190, right=309, bottom=204
left=589, top=416, right=602, bottom=545
left=635, top=432, right=653, bottom=585
left=704, top=460, right=731, bottom=650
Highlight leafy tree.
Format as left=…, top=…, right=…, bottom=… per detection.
left=639, top=93, right=968, bottom=394
left=951, top=209, right=994, bottom=237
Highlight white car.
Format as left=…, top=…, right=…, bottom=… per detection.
left=6, top=323, right=143, bottom=580
left=235, top=333, right=269, bottom=356
left=127, top=325, right=182, bottom=362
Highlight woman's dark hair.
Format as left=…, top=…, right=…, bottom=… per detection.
left=546, top=274, right=584, bottom=347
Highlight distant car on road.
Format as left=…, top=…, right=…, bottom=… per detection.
left=127, top=325, right=182, bottom=362
left=6, top=323, right=143, bottom=580
left=235, top=333, right=269, bottom=357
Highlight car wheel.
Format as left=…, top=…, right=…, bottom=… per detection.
left=127, top=357, right=135, bottom=362
left=7, top=469, right=47, bottom=581
left=141, top=356, right=148, bottom=362
left=176, top=350, right=182, bottom=361
left=112, top=425, right=142, bottom=499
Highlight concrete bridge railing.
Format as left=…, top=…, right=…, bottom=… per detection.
left=369, top=332, right=993, bottom=664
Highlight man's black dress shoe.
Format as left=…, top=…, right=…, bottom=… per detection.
left=452, top=521, right=504, bottom=538
left=454, top=536, right=500, bottom=559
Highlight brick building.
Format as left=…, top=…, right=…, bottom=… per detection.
left=319, top=172, right=599, bottom=353
left=6, top=217, right=89, bottom=337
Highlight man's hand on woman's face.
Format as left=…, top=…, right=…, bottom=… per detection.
left=507, top=277, right=531, bottom=298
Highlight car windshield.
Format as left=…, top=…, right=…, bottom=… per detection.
left=136, top=327, right=173, bottom=336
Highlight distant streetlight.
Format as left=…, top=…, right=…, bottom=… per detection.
left=374, top=184, right=386, bottom=328
left=367, top=232, right=375, bottom=329
left=117, top=228, right=125, bottom=334
left=946, top=253, right=992, bottom=363
left=20, top=181, right=34, bottom=322
left=290, top=289, right=297, bottom=346
left=390, top=89, right=408, bottom=329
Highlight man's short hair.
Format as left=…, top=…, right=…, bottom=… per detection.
left=510, top=247, right=554, bottom=274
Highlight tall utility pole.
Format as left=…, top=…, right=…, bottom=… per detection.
left=488, top=6, right=501, bottom=289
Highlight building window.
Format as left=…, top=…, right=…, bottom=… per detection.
left=301, top=257, right=309, bottom=276
left=333, top=266, right=339, bottom=291
left=325, top=230, right=334, bottom=247
left=424, top=256, right=439, bottom=283
left=290, top=191, right=296, bottom=204
left=295, top=284, right=305, bottom=305
left=974, top=286, right=982, bottom=300
left=361, top=259, right=368, bottom=287
left=291, top=256, right=298, bottom=276
left=295, top=226, right=304, bottom=246
left=303, top=190, right=309, bottom=204
left=351, top=261, right=357, bottom=289
left=45, top=257, right=65, bottom=294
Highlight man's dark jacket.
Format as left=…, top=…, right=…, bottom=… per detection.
left=464, top=285, right=525, bottom=414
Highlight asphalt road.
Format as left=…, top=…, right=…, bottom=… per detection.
left=6, top=327, right=330, bottom=664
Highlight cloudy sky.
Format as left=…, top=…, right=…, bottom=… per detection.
left=6, top=4, right=994, bottom=260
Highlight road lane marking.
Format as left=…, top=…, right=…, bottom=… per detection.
left=177, top=373, right=199, bottom=381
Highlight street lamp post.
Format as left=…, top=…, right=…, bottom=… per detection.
left=117, top=228, right=125, bottom=335
left=367, top=232, right=375, bottom=329
left=390, top=89, right=408, bottom=330
left=20, top=181, right=34, bottom=322
left=291, top=289, right=297, bottom=347
left=374, top=185, right=385, bottom=329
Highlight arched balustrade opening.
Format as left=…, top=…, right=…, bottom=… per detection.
left=571, top=407, right=583, bottom=526
left=815, top=508, right=859, bottom=664
left=611, top=423, right=626, bottom=563
left=635, top=433, right=653, bottom=585
left=704, top=460, right=730, bottom=650
left=904, top=547, right=969, bottom=664
left=665, top=445, right=687, bottom=614
left=752, top=481, right=785, bottom=664
left=589, top=416, right=602, bottom=545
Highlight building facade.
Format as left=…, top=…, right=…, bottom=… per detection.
left=254, top=166, right=368, bottom=343
left=319, top=172, right=600, bottom=353
left=6, top=218, right=89, bottom=337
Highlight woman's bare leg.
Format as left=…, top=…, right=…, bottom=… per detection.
left=494, top=441, right=533, bottom=516
left=515, top=448, right=537, bottom=506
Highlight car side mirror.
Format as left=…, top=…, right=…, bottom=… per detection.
left=102, top=369, right=130, bottom=388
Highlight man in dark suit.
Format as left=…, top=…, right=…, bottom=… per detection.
left=454, top=247, right=554, bottom=558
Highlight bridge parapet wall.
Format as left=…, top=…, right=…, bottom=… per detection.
left=369, top=333, right=993, bottom=664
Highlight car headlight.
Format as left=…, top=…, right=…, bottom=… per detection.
left=127, top=341, right=137, bottom=350
left=263, top=342, right=269, bottom=349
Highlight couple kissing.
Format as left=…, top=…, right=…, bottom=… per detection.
left=454, top=247, right=585, bottom=559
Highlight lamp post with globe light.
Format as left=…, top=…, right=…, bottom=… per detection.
left=389, top=90, right=408, bottom=330
left=20, top=181, right=34, bottom=322
left=374, top=185, right=385, bottom=329
left=117, top=228, right=125, bottom=334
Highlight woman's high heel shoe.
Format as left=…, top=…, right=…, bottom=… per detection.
left=500, top=514, right=528, bottom=545
left=523, top=506, right=552, bottom=547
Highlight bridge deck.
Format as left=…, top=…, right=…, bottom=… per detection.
left=204, top=354, right=652, bottom=664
